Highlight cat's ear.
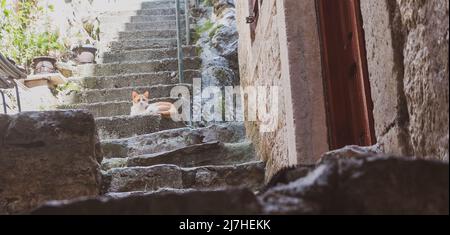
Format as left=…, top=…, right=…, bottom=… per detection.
left=144, top=91, right=150, bottom=98
left=132, top=91, right=139, bottom=99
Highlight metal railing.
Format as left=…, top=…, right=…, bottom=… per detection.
left=184, top=0, right=191, bottom=46
left=175, top=0, right=185, bottom=83
left=0, top=53, right=25, bottom=114
left=175, top=0, right=197, bottom=83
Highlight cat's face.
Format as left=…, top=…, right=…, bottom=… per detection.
left=132, top=91, right=150, bottom=108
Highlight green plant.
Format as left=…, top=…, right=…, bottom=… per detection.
left=209, top=24, right=223, bottom=39
left=55, top=82, right=81, bottom=95
left=192, top=19, right=215, bottom=43
left=83, top=20, right=101, bottom=43
left=0, top=0, right=64, bottom=66
left=203, top=0, right=213, bottom=7
left=195, top=46, right=203, bottom=56
left=32, top=31, right=65, bottom=56
left=1, top=0, right=39, bottom=64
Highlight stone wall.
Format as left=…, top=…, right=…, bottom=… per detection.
left=236, top=0, right=448, bottom=181
left=236, top=0, right=328, bottom=180
left=360, top=0, right=449, bottom=161
left=236, top=0, right=292, bottom=180
left=0, top=111, right=102, bottom=214
left=196, top=0, right=240, bottom=87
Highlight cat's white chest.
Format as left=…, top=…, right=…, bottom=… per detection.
left=130, top=103, right=160, bottom=116
left=130, top=104, right=147, bottom=116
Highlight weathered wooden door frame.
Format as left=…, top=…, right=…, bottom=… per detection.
left=316, top=0, right=376, bottom=149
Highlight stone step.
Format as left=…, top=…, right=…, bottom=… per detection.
left=98, top=9, right=185, bottom=19
left=109, top=38, right=178, bottom=51
left=100, top=8, right=184, bottom=17
left=101, top=25, right=185, bottom=40
left=130, top=15, right=186, bottom=23
left=115, top=30, right=178, bottom=41
left=31, top=188, right=261, bottom=215
left=96, top=114, right=186, bottom=140
left=76, top=83, right=191, bottom=103
left=101, top=123, right=247, bottom=159
left=92, top=57, right=201, bottom=76
left=101, top=161, right=266, bottom=193
left=101, top=46, right=197, bottom=64
left=102, top=141, right=255, bottom=170
left=80, top=70, right=199, bottom=90
left=122, top=22, right=185, bottom=31
left=140, top=1, right=185, bottom=9
left=104, top=188, right=198, bottom=199
left=88, top=0, right=185, bottom=12
left=59, top=97, right=179, bottom=118
left=100, top=22, right=186, bottom=36
left=99, top=15, right=178, bottom=24
left=136, top=8, right=184, bottom=16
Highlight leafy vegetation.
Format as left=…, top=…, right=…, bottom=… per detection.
left=209, top=24, right=223, bottom=39
left=82, top=20, right=101, bottom=44
left=0, top=0, right=65, bottom=66
left=30, top=31, right=65, bottom=57
left=55, top=81, right=81, bottom=95
left=202, top=0, right=213, bottom=7
left=192, top=19, right=215, bottom=43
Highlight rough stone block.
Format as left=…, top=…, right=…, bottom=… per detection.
left=260, top=156, right=449, bottom=215
left=31, top=188, right=262, bottom=215
left=0, top=111, right=102, bottom=214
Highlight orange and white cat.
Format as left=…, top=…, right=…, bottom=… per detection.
left=130, top=91, right=177, bottom=118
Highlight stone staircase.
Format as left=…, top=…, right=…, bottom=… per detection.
left=61, top=0, right=265, bottom=205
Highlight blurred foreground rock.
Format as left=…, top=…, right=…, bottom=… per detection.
left=260, top=156, right=449, bottom=215
left=0, top=111, right=102, bottom=214
left=30, top=155, right=448, bottom=215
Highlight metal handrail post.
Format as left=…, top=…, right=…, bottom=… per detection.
left=176, top=0, right=185, bottom=83
left=13, top=80, right=21, bottom=112
left=185, top=0, right=191, bottom=45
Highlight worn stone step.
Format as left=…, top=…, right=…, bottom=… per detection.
left=104, top=188, right=198, bottom=199
left=101, top=22, right=186, bottom=36
left=80, top=70, right=199, bottom=90
left=101, top=161, right=266, bottom=193
left=87, top=0, right=185, bottom=11
left=76, top=83, right=191, bottom=103
left=31, top=188, right=261, bottom=215
left=60, top=97, right=179, bottom=118
left=92, top=57, right=201, bottom=76
left=98, top=9, right=185, bottom=20
left=136, top=8, right=184, bottom=16
left=102, top=141, right=255, bottom=170
left=116, top=29, right=178, bottom=41
left=109, top=38, right=178, bottom=51
left=140, top=1, right=185, bottom=9
left=101, top=123, right=247, bottom=159
left=99, top=15, right=178, bottom=24
left=123, top=22, right=185, bottom=31
left=101, top=46, right=197, bottom=64
left=126, top=141, right=255, bottom=167
left=101, top=26, right=185, bottom=41
left=96, top=114, right=186, bottom=140
left=101, top=8, right=184, bottom=17
left=130, top=15, right=186, bottom=23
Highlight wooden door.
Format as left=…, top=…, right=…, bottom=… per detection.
left=317, top=0, right=376, bottom=149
